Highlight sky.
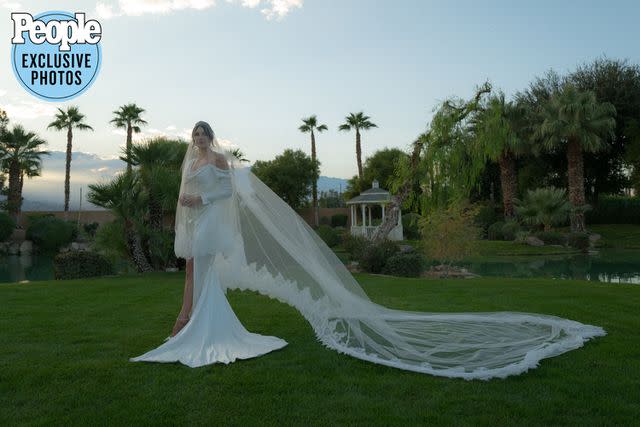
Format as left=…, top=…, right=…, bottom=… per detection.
left=1, top=0, right=639, bottom=203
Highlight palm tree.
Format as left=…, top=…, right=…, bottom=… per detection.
left=514, top=187, right=572, bottom=232
left=473, top=93, right=529, bottom=218
left=338, top=112, right=377, bottom=182
left=87, top=171, right=153, bottom=272
left=47, top=106, right=94, bottom=217
left=110, top=103, right=147, bottom=175
left=228, top=147, right=250, bottom=163
left=0, top=125, right=50, bottom=223
left=298, top=115, right=327, bottom=227
left=534, top=85, right=616, bottom=232
left=128, top=138, right=184, bottom=234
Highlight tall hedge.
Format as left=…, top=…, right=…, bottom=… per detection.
left=586, top=195, right=640, bottom=224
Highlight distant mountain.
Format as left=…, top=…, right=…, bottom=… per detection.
left=20, top=151, right=125, bottom=211
left=17, top=151, right=350, bottom=211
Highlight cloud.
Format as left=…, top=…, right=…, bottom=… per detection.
left=0, top=1, right=22, bottom=11
left=0, top=99, right=58, bottom=120
left=94, top=0, right=302, bottom=20
left=259, top=0, right=303, bottom=20
left=225, top=0, right=303, bottom=20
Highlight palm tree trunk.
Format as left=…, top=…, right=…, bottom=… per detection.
left=567, top=137, right=586, bottom=232
left=355, top=128, right=363, bottom=181
left=125, top=219, right=153, bottom=272
left=64, top=126, right=73, bottom=218
left=7, top=159, right=21, bottom=224
left=148, top=192, right=163, bottom=232
left=311, top=130, right=318, bottom=227
left=498, top=152, right=517, bottom=219
left=126, top=122, right=133, bottom=175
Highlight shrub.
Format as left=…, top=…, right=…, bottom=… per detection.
left=586, top=195, right=640, bottom=224
left=501, top=220, right=521, bottom=241
left=381, top=252, right=426, bottom=277
left=0, top=211, right=16, bottom=242
left=316, top=224, right=340, bottom=248
left=534, top=231, right=567, bottom=245
left=83, top=222, right=99, bottom=238
left=420, top=202, right=480, bottom=266
left=402, top=213, right=423, bottom=240
left=357, top=239, right=400, bottom=274
left=514, top=230, right=530, bottom=243
left=341, top=233, right=370, bottom=260
left=474, top=203, right=499, bottom=238
left=26, top=215, right=75, bottom=253
left=567, top=232, right=590, bottom=252
left=319, top=216, right=331, bottom=226
left=330, top=214, right=348, bottom=227
left=514, top=187, right=571, bottom=231
left=54, top=250, right=114, bottom=279
left=487, top=221, right=505, bottom=240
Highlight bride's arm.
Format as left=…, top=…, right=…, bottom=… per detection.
left=199, top=169, right=232, bottom=205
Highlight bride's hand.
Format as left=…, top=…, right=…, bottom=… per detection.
left=180, top=194, right=202, bottom=208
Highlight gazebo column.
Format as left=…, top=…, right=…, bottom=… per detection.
left=381, top=204, right=385, bottom=221
left=361, top=204, right=366, bottom=228
left=368, top=205, right=372, bottom=226
left=350, top=205, right=355, bottom=226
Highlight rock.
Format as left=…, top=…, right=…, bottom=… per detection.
left=525, top=236, right=544, bottom=247
left=398, top=244, right=414, bottom=253
left=588, top=233, right=601, bottom=243
left=20, top=240, right=33, bottom=254
left=421, top=264, right=480, bottom=279
left=165, top=267, right=178, bottom=272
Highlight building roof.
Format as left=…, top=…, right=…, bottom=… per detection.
left=345, top=179, right=393, bottom=204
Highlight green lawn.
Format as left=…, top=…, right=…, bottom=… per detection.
left=591, top=224, right=640, bottom=249
left=1, top=272, right=638, bottom=426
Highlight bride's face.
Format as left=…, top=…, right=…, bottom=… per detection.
left=193, top=127, right=211, bottom=149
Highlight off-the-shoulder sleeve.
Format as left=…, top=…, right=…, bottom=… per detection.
left=200, top=169, right=232, bottom=205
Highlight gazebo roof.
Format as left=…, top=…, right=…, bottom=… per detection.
left=346, top=179, right=392, bottom=204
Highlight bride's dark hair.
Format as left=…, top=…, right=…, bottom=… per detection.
left=192, top=121, right=215, bottom=142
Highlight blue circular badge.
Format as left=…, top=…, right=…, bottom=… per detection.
left=11, top=10, right=102, bottom=102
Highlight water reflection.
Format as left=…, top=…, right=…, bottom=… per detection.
left=462, top=249, right=640, bottom=284
left=0, top=254, right=55, bottom=283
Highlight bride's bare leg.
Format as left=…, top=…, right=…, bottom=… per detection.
left=171, top=258, right=194, bottom=336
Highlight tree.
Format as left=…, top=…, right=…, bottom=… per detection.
left=110, top=103, right=147, bottom=175
left=516, top=59, right=640, bottom=201
left=343, top=148, right=409, bottom=202
left=372, top=82, right=492, bottom=242
left=338, top=112, right=377, bottom=181
left=47, top=106, right=94, bottom=217
left=569, top=57, right=640, bottom=200
left=473, top=92, right=530, bottom=218
left=87, top=170, right=153, bottom=272
left=128, top=137, right=185, bottom=234
left=251, top=149, right=319, bottom=210
left=298, top=115, right=328, bottom=227
left=534, top=84, right=616, bottom=232
left=0, top=125, right=50, bottom=223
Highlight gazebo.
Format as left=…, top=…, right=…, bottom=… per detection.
left=346, top=179, right=403, bottom=240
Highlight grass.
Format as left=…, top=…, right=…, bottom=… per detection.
left=1, top=272, right=639, bottom=425
left=591, top=224, right=640, bottom=249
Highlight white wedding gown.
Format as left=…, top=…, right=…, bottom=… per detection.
left=129, top=161, right=288, bottom=368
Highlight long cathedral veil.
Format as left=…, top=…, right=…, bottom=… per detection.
left=174, top=133, right=606, bottom=380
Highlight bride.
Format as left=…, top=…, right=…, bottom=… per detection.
left=130, top=120, right=606, bottom=380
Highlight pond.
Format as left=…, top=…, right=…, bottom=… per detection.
left=0, top=254, right=56, bottom=283
left=461, top=248, right=640, bottom=284
left=2, top=248, right=639, bottom=284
